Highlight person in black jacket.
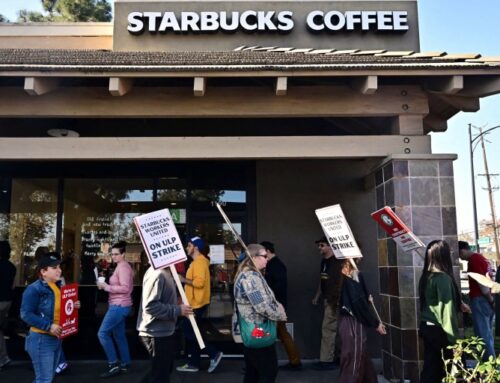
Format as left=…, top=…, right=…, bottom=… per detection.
left=261, top=241, right=302, bottom=370
left=338, top=259, right=386, bottom=383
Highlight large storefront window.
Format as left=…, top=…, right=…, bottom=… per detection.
left=1, top=179, right=58, bottom=285
left=2, top=162, right=252, bottom=358
left=62, top=177, right=189, bottom=285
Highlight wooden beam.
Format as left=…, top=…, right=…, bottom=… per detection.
left=391, top=114, right=425, bottom=135
left=275, top=77, right=288, bottom=96
left=461, top=76, right=500, bottom=97
left=0, top=136, right=432, bottom=160
left=24, top=77, right=59, bottom=96
left=193, top=77, right=206, bottom=97
left=435, top=94, right=480, bottom=112
left=351, top=75, right=378, bottom=94
left=424, top=75, right=463, bottom=94
left=0, top=85, right=429, bottom=118
left=109, top=77, right=133, bottom=96
left=424, top=115, right=448, bottom=133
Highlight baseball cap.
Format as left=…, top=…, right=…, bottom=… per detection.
left=189, top=236, right=205, bottom=251
left=37, top=253, right=62, bottom=269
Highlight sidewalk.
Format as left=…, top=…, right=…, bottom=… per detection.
left=0, top=359, right=391, bottom=383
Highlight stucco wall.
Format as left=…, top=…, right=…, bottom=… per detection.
left=256, top=158, right=382, bottom=358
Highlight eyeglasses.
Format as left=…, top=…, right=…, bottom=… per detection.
left=318, top=243, right=328, bottom=248
left=256, top=253, right=268, bottom=259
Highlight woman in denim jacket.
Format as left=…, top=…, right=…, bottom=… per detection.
left=21, top=252, right=80, bottom=383
left=234, top=244, right=287, bottom=383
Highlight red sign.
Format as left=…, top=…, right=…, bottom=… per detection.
left=371, top=206, right=424, bottom=252
left=60, top=284, right=79, bottom=339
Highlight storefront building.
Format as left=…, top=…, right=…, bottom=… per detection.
left=1, top=1, right=500, bottom=381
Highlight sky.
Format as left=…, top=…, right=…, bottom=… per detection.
left=1, top=0, right=500, bottom=236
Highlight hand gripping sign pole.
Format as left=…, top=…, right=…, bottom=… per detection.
left=315, top=204, right=382, bottom=323
left=134, top=209, right=205, bottom=349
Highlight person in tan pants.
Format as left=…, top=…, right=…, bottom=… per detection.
left=261, top=241, right=302, bottom=370
left=311, top=236, right=342, bottom=370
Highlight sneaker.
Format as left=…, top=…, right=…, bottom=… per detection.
left=208, top=351, right=223, bottom=373
left=311, top=361, right=339, bottom=370
left=0, top=357, right=11, bottom=369
left=176, top=364, right=199, bottom=373
left=279, top=362, right=302, bottom=371
left=120, top=363, right=130, bottom=372
left=100, top=363, right=121, bottom=378
left=55, top=362, right=68, bottom=375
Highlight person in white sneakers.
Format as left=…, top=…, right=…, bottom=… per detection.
left=177, top=236, right=223, bottom=373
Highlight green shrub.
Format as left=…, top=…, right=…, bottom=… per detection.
left=443, top=337, right=500, bottom=382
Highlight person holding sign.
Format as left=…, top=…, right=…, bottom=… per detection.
left=137, top=262, right=193, bottom=383
left=177, top=236, right=223, bottom=374
left=21, top=253, right=81, bottom=383
left=234, top=244, right=287, bottom=383
left=96, top=241, right=134, bottom=378
left=418, top=240, right=462, bottom=383
left=338, top=259, right=386, bottom=383
left=311, top=236, right=342, bottom=370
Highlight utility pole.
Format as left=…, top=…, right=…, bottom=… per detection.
left=478, top=127, right=500, bottom=262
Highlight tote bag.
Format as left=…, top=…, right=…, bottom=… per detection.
left=239, top=315, right=277, bottom=348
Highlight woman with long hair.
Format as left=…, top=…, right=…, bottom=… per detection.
left=418, top=240, right=462, bottom=383
left=96, top=241, right=134, bottom=378
left=338, top=259, right=386, bottom=383
left=234, top=244, right=287, bottom=383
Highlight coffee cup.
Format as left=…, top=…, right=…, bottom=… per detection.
left=97, top=276, right=105, bottom=284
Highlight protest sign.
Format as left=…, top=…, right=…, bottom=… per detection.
left=134, top=209, right=187, bottom=270
left=315, top=204, right=362, bottom=259
left=134, top=209, right=204, bottom=349
left=60, top=284, right=78, bottom=339
left=371, top=206, right=424, bottom=252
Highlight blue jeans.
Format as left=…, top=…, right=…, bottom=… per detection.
left=25, top=331, right=62, bottom=383
left=98, top=305, right=131, bottom=365
left=471, top=296, right=495, bottom=360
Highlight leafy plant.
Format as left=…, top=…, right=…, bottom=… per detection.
left=443, top=337, right=500, bottom=382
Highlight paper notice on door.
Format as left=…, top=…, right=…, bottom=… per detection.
left=209, top=244, right=225, bottom=265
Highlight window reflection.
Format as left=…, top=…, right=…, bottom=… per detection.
left=64, top=179, right=156, bottom=286
left=5, top=179, right=58, bottom=285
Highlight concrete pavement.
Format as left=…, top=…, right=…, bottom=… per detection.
left=0, top=359, right=391, bottom=383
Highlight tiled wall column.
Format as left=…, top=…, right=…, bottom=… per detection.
left=374, top=156, right=460, bottom=382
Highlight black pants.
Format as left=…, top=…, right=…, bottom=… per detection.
left=140, top=335, right=175, bottom=383
left=419, top=322, right=453, bottom=383
left=243, top=345, right=278, bottom=383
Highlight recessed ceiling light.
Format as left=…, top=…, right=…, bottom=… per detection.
left=47, top=129, right=80, bottom=137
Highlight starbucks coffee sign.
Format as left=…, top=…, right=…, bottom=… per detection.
left=114, top=1, right=419, bottom=52
left=127, top=10, right=409, bottom=33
